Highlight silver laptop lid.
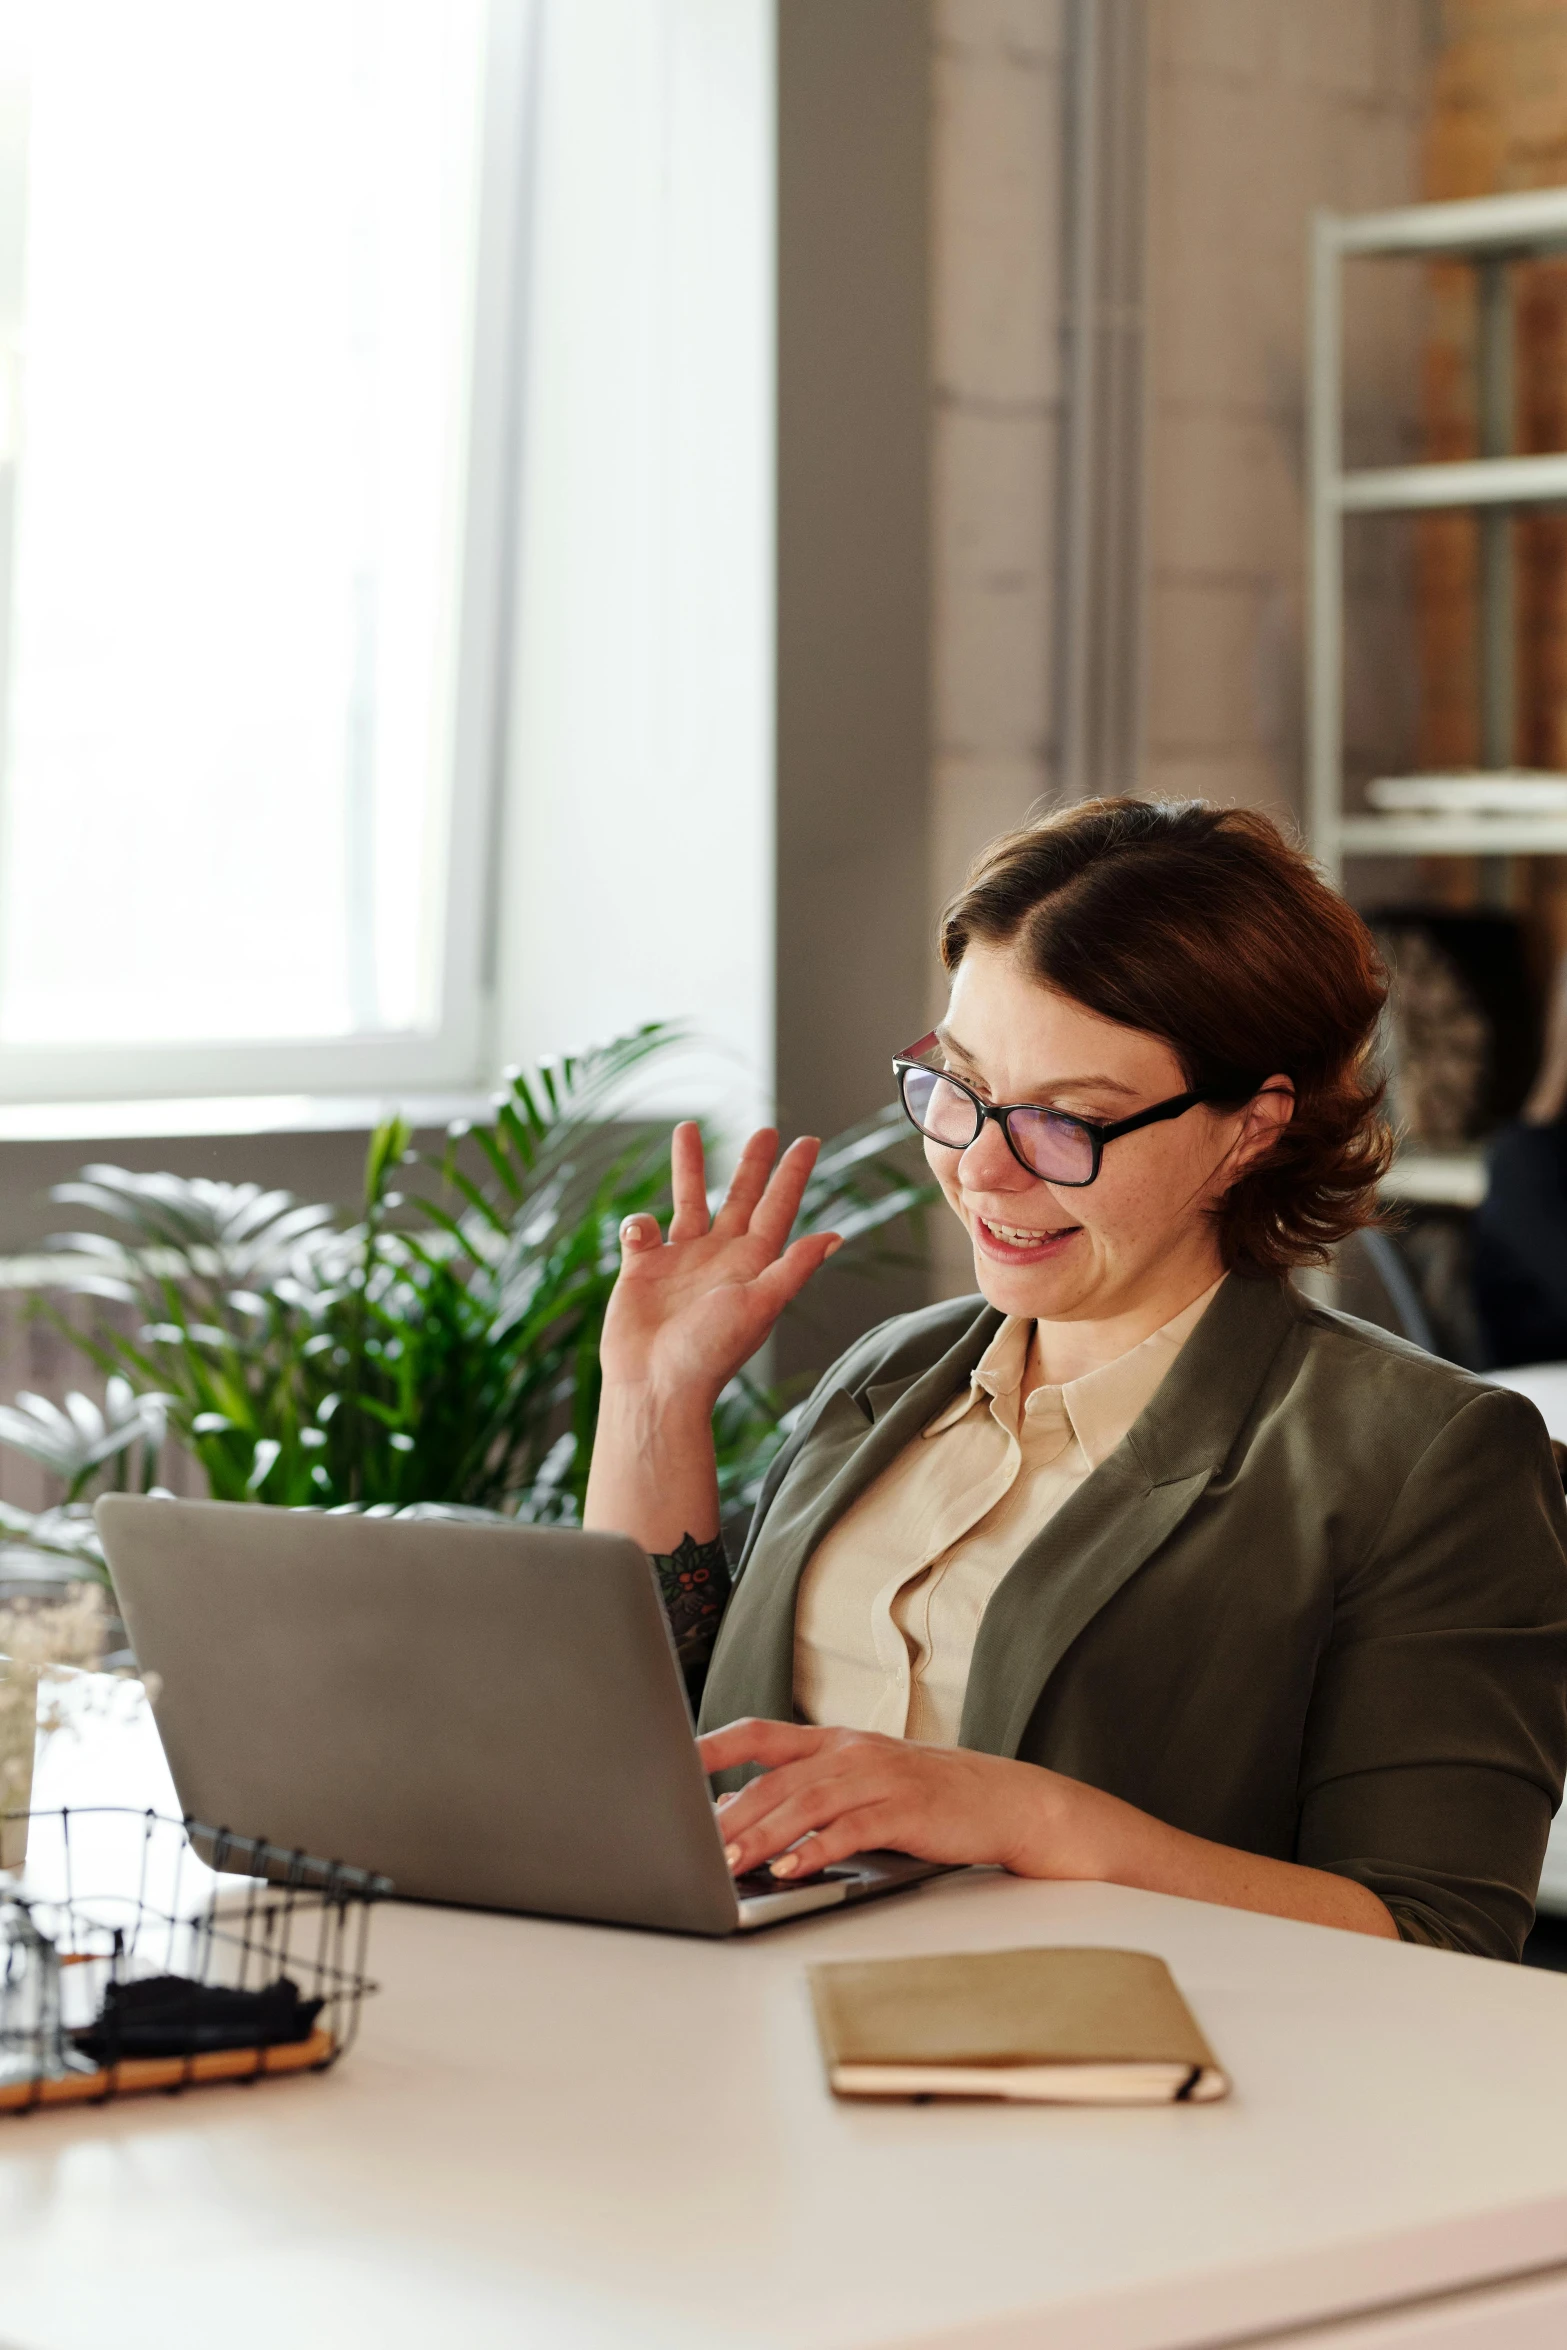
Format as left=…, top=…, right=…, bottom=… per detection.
left=95, top=1497, right=747, bottom=1935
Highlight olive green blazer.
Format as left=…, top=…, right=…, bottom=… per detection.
left=700, top=1271, right=1567, bottom=1961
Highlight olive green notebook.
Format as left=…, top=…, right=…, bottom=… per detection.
left=808, top=1946, right=1229, bottom=2105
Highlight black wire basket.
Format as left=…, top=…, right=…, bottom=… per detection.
left=0, top=1806, right=391, bottom=2114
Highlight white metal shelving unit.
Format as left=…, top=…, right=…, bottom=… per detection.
left=1308, top=186, right=1567, bottom=884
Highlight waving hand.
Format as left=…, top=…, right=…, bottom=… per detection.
left=585, top=1123, right=840, bottom=1552
left=600, top=1123, right=840, bottom=1407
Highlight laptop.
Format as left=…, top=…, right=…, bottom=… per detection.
left=94, top=1496, right=950, bottom=1936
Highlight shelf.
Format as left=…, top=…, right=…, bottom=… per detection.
left=1336, top=815, right=1567, bottom=856
left=1367, top=772, right=1567, bottom=815
left=1326, top=188, right=1567, bottom=262
left=1379, top=1151, right=1486, bottom=1209
left=1325, top=187, right=1567, bottom=260
left=1337, top=453, right=1567, bottom=513
left=1309, top=189, right=1567, bottom=882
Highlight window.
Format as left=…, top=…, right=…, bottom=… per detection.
left=0, top=0, right=518, bottom=1101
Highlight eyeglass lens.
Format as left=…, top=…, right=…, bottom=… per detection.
left=900, top=1067, right=1097, bottom=1183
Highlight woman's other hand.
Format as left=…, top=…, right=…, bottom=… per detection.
left=698, top=1719, right=1068, bottom=1880
left=699, top=1718, right=1402, bottom=1940
left=601, top=1123, right=841, bottom=1410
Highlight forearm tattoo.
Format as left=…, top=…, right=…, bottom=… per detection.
left=650, top=1531, right=731, bottom=1690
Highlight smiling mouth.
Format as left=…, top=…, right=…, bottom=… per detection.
left=976, top=1215, right=1082, bottom=1250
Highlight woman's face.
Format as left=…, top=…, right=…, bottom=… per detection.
left=926, top=941, right=1285, bottom=1326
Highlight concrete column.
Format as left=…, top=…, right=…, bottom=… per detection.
left=774, top=0, right=934, bottom=1367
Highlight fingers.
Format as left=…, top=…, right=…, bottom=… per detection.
left=663, top=1126, right=825, bottom=1266
left=709, top=1128, right=781, bottom=1240
left=720, top=1771, right=882, bottom=1877
left=750, top=1231, right=842, bottom=1318
left=708, top=1734, right=1030, bottom=1882
left=721, top=1764, right=897, bottom=1879
left=767, top=1813, right=890, bottom=1880
left=697, top=1716, right=829, bottom=1776
left=712, top=1750, right=836, bottom=1841
left=699, top=1719, right=899, bottom=1880
left=618, top=1213, right=661, bottom=1255
left=748, top=1135, right=822, bottom=1256
left=667, top=1121, right=711, bottom=1243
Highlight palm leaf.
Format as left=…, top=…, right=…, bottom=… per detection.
left=9, top=1021, right=934, bottom=1536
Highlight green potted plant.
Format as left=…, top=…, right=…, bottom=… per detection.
left=0, top=1024, right=930, bottom=1579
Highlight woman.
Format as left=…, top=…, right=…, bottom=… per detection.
left=585, top=798, right=1567, bottom=1961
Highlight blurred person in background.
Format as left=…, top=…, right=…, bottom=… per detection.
left=1475, top=954, right=1567, bottom=1369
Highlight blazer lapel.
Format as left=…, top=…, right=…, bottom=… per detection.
left=699, top=1302, right=1001, bottom=1729
left=958, top=1273, right=1305, bottom=1756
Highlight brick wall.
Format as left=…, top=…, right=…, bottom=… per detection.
left=1420, top=0, right=1567, bottom=778
left=927, top=0, right=1066, bottom=1299
left=1142, top=0, right=1431, bottom=822
left=930, top=0, right=1066, bottom=933
left=924, top=0, right=1432, bottom=1296
left=930, top=0, right=1433, bottom=838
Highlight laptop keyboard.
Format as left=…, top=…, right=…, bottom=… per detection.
left=732, top=1864, right=859, bottom=1900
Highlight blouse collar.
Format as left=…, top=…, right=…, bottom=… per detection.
left=923, top=1277, right=1224, bottom=1470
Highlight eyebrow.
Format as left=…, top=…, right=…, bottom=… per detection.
left=934, top=1023, right=1141, bottom=1102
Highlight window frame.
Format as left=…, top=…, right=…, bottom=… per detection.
left=0, top=0, right=532, bottom=1109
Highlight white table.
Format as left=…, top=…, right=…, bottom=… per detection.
left=1486, top=1363, right=1567, bottom=1437
left=6, top=1691, right=1567, bottom=2350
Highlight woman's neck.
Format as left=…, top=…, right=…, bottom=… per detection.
left=1022, top=1263, right=1226, bottom=1395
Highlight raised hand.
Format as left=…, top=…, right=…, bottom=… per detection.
left=600, top=1122, right=841, bottom=1409
left=585, top=1123, right=842, bottom=1550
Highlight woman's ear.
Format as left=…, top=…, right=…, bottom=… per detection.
left=1231, top=1077, right=1295, bottom=1173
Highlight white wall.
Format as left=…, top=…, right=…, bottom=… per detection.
left=492, top=0, right=774, bottom=1134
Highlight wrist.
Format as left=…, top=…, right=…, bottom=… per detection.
left=1004, top=1766, right=1129, bottom=1883
left=595, top=1378, right=721, bottom=1443
left=584, top=1379, right=723, bottom=1552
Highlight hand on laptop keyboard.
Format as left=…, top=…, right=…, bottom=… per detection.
left=732, top=1864, right=858, bottom=1899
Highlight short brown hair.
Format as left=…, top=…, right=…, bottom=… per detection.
left=939, top=797, right=1393, bottom=1274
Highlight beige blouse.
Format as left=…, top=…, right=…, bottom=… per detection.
left=792, top=1281, right=1222, bottom=1746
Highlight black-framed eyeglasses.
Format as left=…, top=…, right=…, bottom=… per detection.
left=893, top=1033, right=1215, bottom=1188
